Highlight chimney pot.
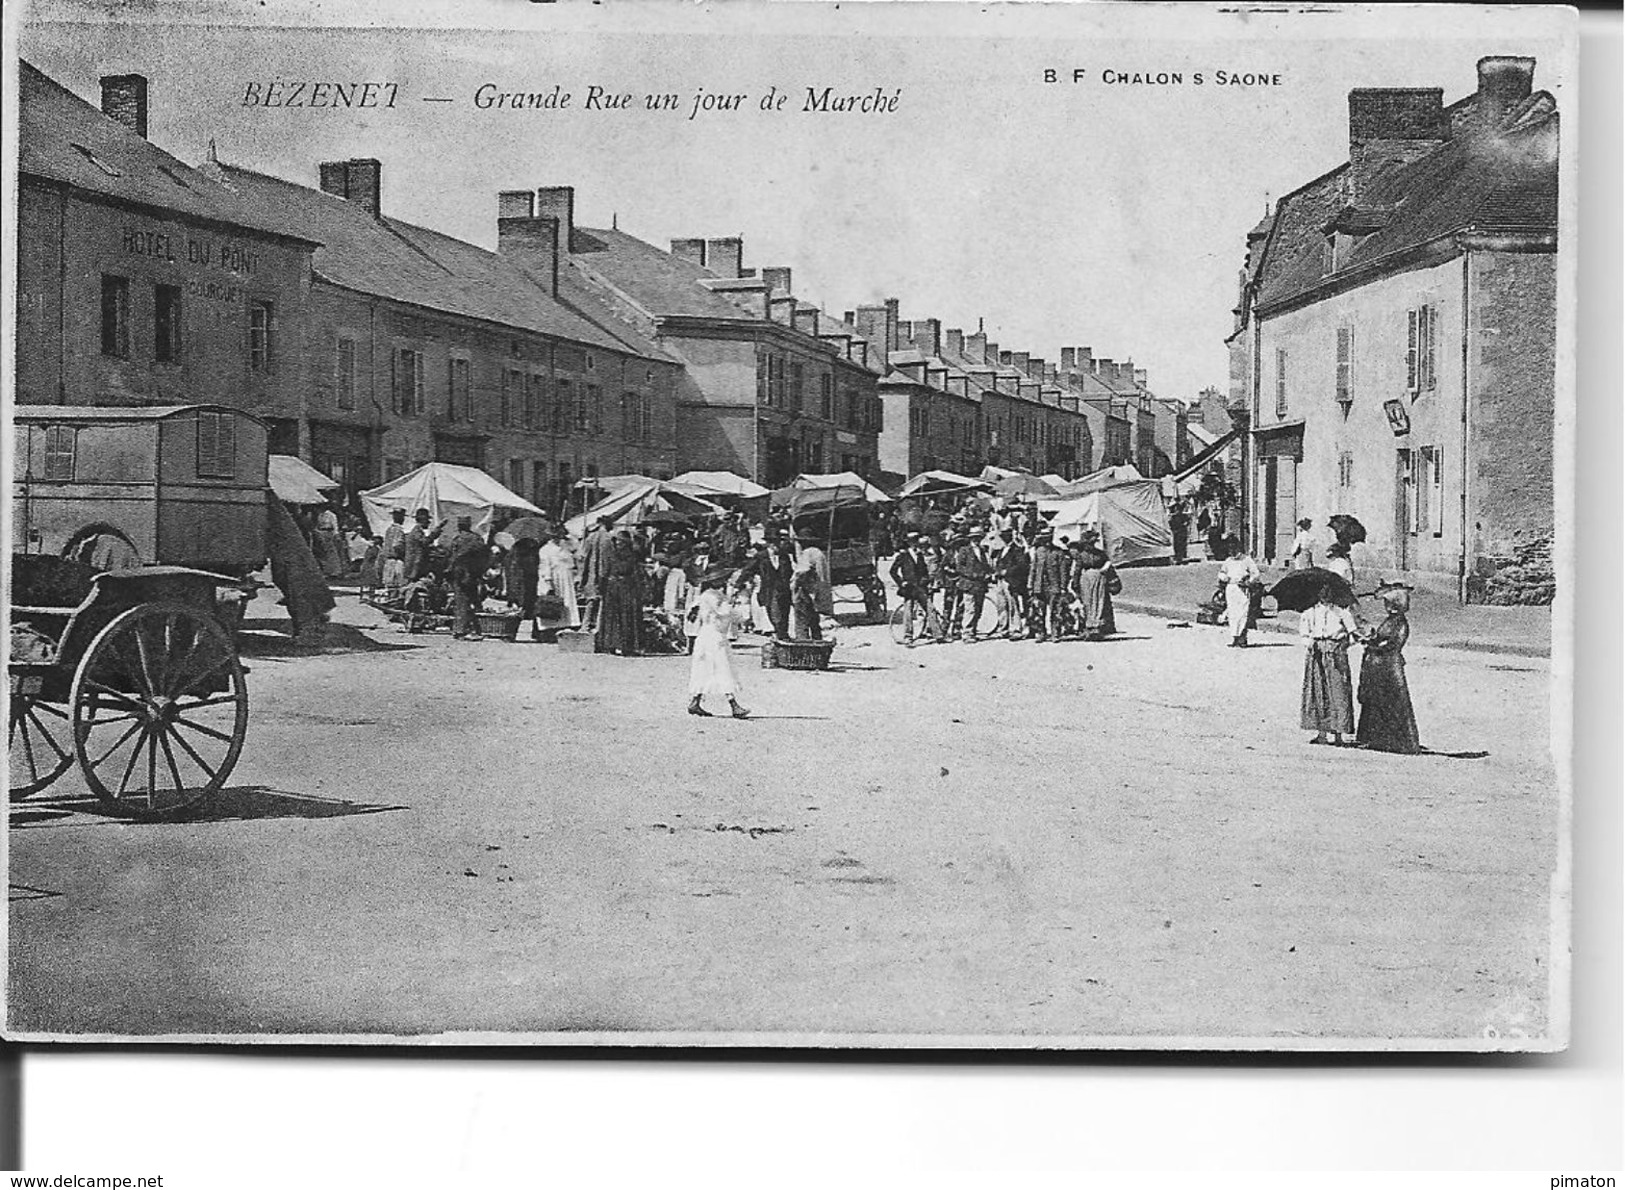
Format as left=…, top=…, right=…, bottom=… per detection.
left=100, top=74, right=148, bottom=138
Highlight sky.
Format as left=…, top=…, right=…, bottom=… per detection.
left=17, top=2, right=1572, bottom=403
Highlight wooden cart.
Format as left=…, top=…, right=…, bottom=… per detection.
left=10, top=557, right=250, bottom=818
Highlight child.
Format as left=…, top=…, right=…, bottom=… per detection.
left=1299, top=579, right=1358, bottom=745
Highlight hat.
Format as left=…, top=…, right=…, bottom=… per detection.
left=414, top=507, right=431, bottom=519
left=391, top=508, right=406, bottom=521
left=456, top=515, right=473, bottom=530
left=1374, top=579, right=1415, bottom=594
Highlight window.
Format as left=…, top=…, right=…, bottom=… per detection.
left=1416, top=446, right=1445, bottom=537
left=757, top=355, right=770, bottom=405
left=335, top=337, right=357, bottom=411
left=621, top=392, right=635, bottom=440
left=508, top=459, right=525, bottom=494
left=1334, top=327, right=1353, bottom=408
left=154, top=284, right=182, bottom=363
left=790, top=361, right=804, bottom=414
left=767, top=356, right=785, bottom=408
left=100, top=275, right=129, bottom=358
left=1407, top=304, right=1438, bottom=393
left=553, top=379, right=571, bottom=434
left=448, top=357, right=471, bottom=422
left=250, top=301, right=273, bottom=372
left=1337, top=449, right=1354, bottom=490
left=1274, top=348, right=1288, bottom=417
left=393, top=349, right=425, bottom=415
left=42, top=425, right=76, bottom=481
left=196, top=411, right=237, bottom=479
left=640, top=393, right=654, bottom=443
left=1430, top=447, right=1444, bottom=536
left=820, top=374, right=833, bottom=420
left=574, top=382, right=592, bottom=432
left=501, top=368, right=524, bottom=427
left=588, top=384, right=602, bottom=434
left=531, top=372, right=548, bottom=429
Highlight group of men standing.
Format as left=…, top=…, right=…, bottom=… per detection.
left=889, top=521, right=1120, bottom=645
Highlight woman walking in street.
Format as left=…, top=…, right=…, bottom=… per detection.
left=1217, top=539, right=1262, bottom=647
left=687, top=569, right=750, bottom=719
left=1355, top=582, right=1422, bottom=753
left=1299, top=578, right=1359, bottom=745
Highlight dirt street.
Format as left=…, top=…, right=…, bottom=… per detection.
left=7, top=592, right=1559, bottom=1043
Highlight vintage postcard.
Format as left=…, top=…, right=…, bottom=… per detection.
left=3, top=0, right=1576, bottom=1048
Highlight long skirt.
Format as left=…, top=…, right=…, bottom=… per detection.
left=1075, top=571, right=1111, bottom=635
left=1357, top=653, right=1421, bottom=753
left=1301, top=641, right=1355, bottom=733
left=1224, top=582, right=1251, bottom=639
left=689, top=625, right=741, bottom=697
left=596, top=578, right=641, bottom=654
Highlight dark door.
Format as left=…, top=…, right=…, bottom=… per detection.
left=1262, top=458, right=1278, bottom=562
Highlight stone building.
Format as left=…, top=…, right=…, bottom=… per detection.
left=198, top=169, right=680, bottom=511
left=1236, top=56, right=1558, bottom=601
left=15, top=63, right=316, bottom=426
left=563, top=228, right=882, bottom=487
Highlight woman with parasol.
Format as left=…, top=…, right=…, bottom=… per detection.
left=1298, top=577, right=1359, bottom=746
left=687, top=566, right=750, bottom=719
left=1354, top=582, right=1421, bottom=753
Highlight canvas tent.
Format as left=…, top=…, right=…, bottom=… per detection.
left=895, top=469, right=991, bottom=498
left=781, top=471, right=890, bottom=503
left=1051, top=464, right=1146, bottom=498
left=670, top=470, right=770, bottom=500
left=1038, top=478, right=1173, bottom=566
left=564, top=480, right=722, bottom=538
left=268, top=454, right=340, bottom=506
left=361, top=462, right=543, bottom=536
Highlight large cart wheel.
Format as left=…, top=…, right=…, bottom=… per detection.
left=9, top=683, right=74, bottom=800
left=69, top=601, right=249, bottom=818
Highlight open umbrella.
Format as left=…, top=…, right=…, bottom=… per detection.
left=496, top=515, right=554, bottom=545
left=1328, top=514, right=1368, bottom=545
left=1268, top=567, right=1355, bottom=612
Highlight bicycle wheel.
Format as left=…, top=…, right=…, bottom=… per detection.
left=888, top=602, right=913, bottom=646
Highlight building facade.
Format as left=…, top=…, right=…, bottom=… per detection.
left=1238, top=56, right=1558, bottom=601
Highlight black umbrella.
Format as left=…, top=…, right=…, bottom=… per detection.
left=1268, top=567, right=1355, bottom=612
left=1328, top=514, right=1367, bottom=545
left=497, top=515, right=554, bottom=544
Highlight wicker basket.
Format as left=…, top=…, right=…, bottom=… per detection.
left=764, top=637, right=835, bottom=671
left=475, top=611, right=522, bottom=642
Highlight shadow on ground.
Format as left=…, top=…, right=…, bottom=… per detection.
left=237, top=620, right=421, bottom=658
left=9, top=786, right=408, bottom=826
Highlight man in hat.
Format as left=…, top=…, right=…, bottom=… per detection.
left=403, top=507, right=445, bottom=583
left=578, top=514, right=614, bottom=632
left=951, top=529, right=993, bottom=643
left=890, top=532, right=942, bottom=644
left=446, top=515, right=490, bottom=640
left=749, top=526, right=795, bottom=640
left=1027, top=528, right=1066, bottom=641
left=381, top=507, right=408, bottom=592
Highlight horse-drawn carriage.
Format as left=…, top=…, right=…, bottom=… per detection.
left=9, top=405, right=266, bottom=815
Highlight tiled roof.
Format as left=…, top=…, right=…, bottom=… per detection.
left=1258, top=92, right=1558, bottom=311
left=211, top=163, right=663, bottom=358
left=18, top=60, right=311, bottom=243
left=570, top=226, right=757, bottom=320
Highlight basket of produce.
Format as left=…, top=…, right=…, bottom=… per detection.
left=474, top=609, right=523, bottom=641
left=765, top=637, right=835, bottom=671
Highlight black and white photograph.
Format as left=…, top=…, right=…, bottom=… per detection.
left=5, top=0, right=1579, bottom=1055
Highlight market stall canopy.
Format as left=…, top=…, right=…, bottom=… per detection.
left=992, top=472, right=1058, bottom=499
left=1051, top=464, right=1145, bottom=499
left=564, top=480, right=723, bottom=538
left=670, top=470, right=771, bottom=500
left=978, top=465, right=1024, bottom=482
left=1038, top=482, right=1173, bottom=566
left=360, top=462, right=543, bottom=536
left=895, top=470, right=991, bottom=498
left=781, top=471, right=890, bottom=503
left=268, top=454, right=340, bottom=506
left=572, top=474, right=649, bottom=494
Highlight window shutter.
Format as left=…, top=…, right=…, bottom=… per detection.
left=414, top=352, right=426, bottom=414
left=1406, top=309, right=1418, bottom=391
left=391, top=350, right=402, bottom=414
left=1432, top=447, right=1445, bottom=536
left=1426, top=305, right=1439, bottom=390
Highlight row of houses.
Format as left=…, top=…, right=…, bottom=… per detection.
left=1224, top=55, right=1559, bottom=601
left=15, top=60, right=1194, bottom=516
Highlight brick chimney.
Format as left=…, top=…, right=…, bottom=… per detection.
left=854, top=306, right=891, bottom=364
left=1134, top=367, right=1148, bottom=388
left=671, top=238, right=707, bottom=268
left=706, top=237, right=743, bottom=278
left=761, top=266, right=792, bottom=294
left=1010, top=351, right=1030, bottom=373
left=945, top=328, right=965, bottom=357
left=1348, top=87, right=1446, bottom=200
left=966, top=331, right=988, bottom=362
left=1476, top=55, right=1535, bottom=126
left=318, top=159, right=382, bottom=218
left=911, top=318, right=941, bottom=358
left=1078, top=348, right=1094, bottom=373
left=497, top=191, right=560, bottom=296
left=792, top=306, right=820, bottom=337
left=535, top=187, right=575, bottom=253
left=1097, top=358, right=1116, bottom=383
left=985, top=342, right=1000, bottom=367
left=100, top=74, right=148, bottom=138
left=1061, top=347, right=1076, bottom=370
left=1026, top=357, right=1045, bottom=380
